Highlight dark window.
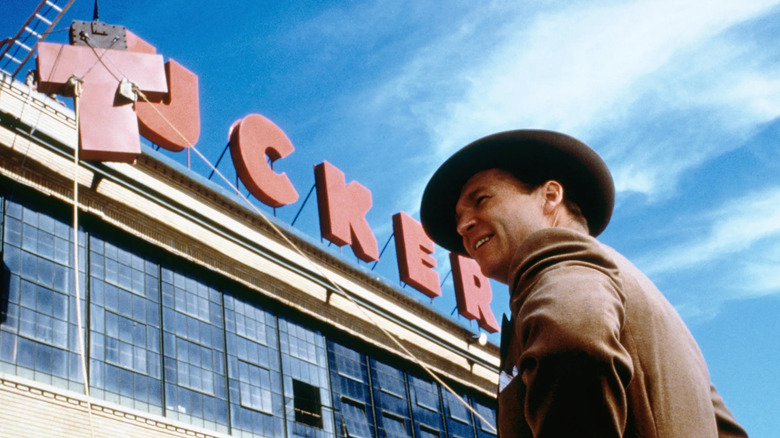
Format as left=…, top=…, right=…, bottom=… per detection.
left=293, top=378, right=323, bottom=428
left=371, top=359, right=412, bottom=437
left=328, top=341, right=375, bottom=438
left=382, top=412, right=409, bottom=438
left=418, top=424, right=441, bottom=438
left=474, top=399, right=498, bottom=437
left=341, top=397, right=372, bottom=438
left=443, top=390, right=475, bottom=438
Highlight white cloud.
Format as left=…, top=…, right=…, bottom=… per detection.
left=738, top=252, right=780, bottom=297
left=428, top=0, right=780, bottom=150
left=363, top=0, right=780, bottom=212
left=642, top=186, right=780, bottom=276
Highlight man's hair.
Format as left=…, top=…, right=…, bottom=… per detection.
left=502, top=168, right=590, bottom=233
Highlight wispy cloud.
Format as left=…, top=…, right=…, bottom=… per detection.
left=359, top=0, right=780, bottom=216
left=642, top=186, right=780, bottom=276
left=427, top=0, right=779, bottom=147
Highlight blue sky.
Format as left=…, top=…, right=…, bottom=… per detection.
left=4, top=0, right=780, bottom=435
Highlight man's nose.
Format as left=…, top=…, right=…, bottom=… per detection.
left=456, top=211, right=477, bottom=236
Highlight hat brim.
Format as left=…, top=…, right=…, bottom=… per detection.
left=420, top=129, right=614, bottom=254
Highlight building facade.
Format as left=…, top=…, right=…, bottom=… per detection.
left=0, top=73, right=499, bottom=437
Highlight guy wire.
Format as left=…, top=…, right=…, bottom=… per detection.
left=70, top=76, right=97, bottom=438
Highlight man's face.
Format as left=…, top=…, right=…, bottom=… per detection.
left=455, top=169, right=548, bottom=284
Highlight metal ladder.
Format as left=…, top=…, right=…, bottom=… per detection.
left=0, top=0, right=76, bottom=78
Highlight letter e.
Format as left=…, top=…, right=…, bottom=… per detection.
left=393, top=212, right=441, bottom=298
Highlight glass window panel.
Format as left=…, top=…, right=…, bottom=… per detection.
left=22, top=224, right=38, bottom=251
left=20, top=250, right=36, bottom=281
left=35, top=343, right=52, bottom=374
left=37, top=231, right=54, bottom=260
left=19, top=307, right=35, bottom=337
left=20, top=279, right=36, bottom=308
left=383, top=414, right=409, bottom=438
left=237, top=360, right=273, bottom=413
left=445, top=391, right=471, bottom=423
left=51, top=318, right=67, bottom=348
left=88, top=232, right=163, bottom=413
left=17, top=337, right=35, bottom=368
left=418, top=427, right=440, bottom=438
left=474, top=400, right=497, bottom=436
left=51, top=291, right=68, bottom=320
left=161, top=267, right=228, bottom=429
left=411, top=376, right=439, bottom=411
left=51, top=347, right=68, bottom=378
left=342, top=400, right=372, bottom=438
left=5, top=218, right=22, bottom=247
left=0, top=331, right=17, bottom=362
left=2, top=303, right=19, bottom=332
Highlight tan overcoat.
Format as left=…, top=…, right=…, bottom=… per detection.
left=497, top=228, right=748, bottom=437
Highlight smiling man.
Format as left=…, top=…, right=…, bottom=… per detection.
left=420, top=130, right=747, bottom=437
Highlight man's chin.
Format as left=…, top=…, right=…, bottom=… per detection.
left=478, top=263, right=507, bottom=285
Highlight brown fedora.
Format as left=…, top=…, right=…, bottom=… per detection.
left=420, top=129, right=614, bottom=254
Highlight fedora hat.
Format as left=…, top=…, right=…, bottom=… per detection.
left=420, top=129, right=614, bottom=254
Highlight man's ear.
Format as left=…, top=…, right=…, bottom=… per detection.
left=541, top=180, right=565, bottom=214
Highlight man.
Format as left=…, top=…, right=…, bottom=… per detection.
left=420, top=130, right=747, bottom=437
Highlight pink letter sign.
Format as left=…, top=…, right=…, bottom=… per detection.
left=229, top=114, right=299, bottom=207
left=36, top=30, right=200, bottom=162
left=314, top=161, right=378, bottom=262
left=392, top=212, right=441, bottom=298
left=37, top=42, right=166, bottom=162
left=130, top=31, right=201, bottom=152
left=449, top=253, right=500, bottom=333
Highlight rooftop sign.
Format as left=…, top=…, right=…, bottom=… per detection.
left=35, top=22, right=499, bottom=333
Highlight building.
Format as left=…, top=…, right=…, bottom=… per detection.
left=0, top=59, right=499, bottom=438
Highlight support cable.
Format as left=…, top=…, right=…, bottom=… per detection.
left=371, top=233, right=394, bottom=271
left=290, top=183, right=315, bottom=227
left=207, top=141, right=230, bottom=180
left=69, top=74, right=97, bottom=438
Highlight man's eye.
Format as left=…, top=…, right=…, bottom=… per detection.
left=476, top=195, right=489, bottom=206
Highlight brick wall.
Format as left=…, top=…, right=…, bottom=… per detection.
left=0, top=375, right=230, bottom=438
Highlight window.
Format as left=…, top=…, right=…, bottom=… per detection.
left=418, top=424, right=441, bottom=438
left=161, top=267, right=228, bottom=433
left=329, top=341, right=374, bottom=438
left=443, top=391, right=474, bottom=438
left=371, top=359, right=412, bottom=438
left=382, top=412, right=409, bottom=438
left=293, top=379, right=323, bottom=428
left=341, top=398, right=372, bottom=438
left=0, top=199, right=84, bottom=391
left=224, top=294, right=283, bottom=437
left=280, top=318, right=332, bottom=435
left=444, top=390, right=471, bottom=423
left=89, top=233, right=162, bottom=413
left=238, top=360, right=273, bottom=413
left=409, top=374, right=443, bottom=438
left=374, top=361, right=406, bottom=398
left=411, top=375, right=440, bottom=411
left=473, top=400, right=497, bottom=437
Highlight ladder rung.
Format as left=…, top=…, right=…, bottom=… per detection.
left=34, top=13, right=53, bottom=26
left=45, top=0, right=63, bottom=12
left=12, top=40, right=32, bottom=52
left=2, top=53, right=22, bottom=64
left=24, top=26, right=43, bottom=38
